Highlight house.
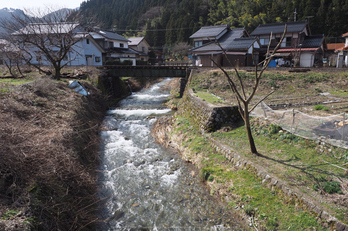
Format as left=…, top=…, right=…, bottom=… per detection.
left=11, top=23, right=104, bottom=66
left=128, top=37, right=150, bottom=62
left=189, top=26, right=259, bottom=67
left=334, top=32, right=348, bottom=68
left=250, top=21, right=326, bottom=67
left=326, top=43, right=344, bottom=67
left=90, top=31, right=140, bottom=66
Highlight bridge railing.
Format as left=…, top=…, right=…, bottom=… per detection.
left=104, top=65, right=191, bottom=78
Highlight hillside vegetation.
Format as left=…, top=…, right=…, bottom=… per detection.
left=79, top=0, right=348, bottom=47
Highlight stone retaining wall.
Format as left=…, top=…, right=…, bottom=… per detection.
left=178, top=88, right=241, bottom=132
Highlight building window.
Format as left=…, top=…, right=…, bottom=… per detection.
left=120, top=43, right=124, bottom=48
left=95, top=57, right=101, bottom=63
left=260, top=38, right=269, bottom=46
left=142, top=47, right=145, bottom=52
left=109, top=42, right=114, bottom=48
left=194, top=41, right=202, bottom=47
left=86, top=39, right=90, bottom=44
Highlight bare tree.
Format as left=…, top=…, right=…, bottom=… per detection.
left=0, top=39, right=23, bottom=77
left=211, top=25, right=287, bottom=154
left=0, top=7, right=87, bottom=79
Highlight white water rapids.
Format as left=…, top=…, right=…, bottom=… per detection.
left=98, top=78, right=244, bottom=230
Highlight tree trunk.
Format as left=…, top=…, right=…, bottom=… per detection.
left=54, top=63, right=61, bottom=80
left=244, top=103, right=257, bottom=154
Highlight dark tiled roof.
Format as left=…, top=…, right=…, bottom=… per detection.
left=226, top=37, right=258, bottom=50
left=301, top=35, right=325, bottom=48
left=250, top=21, right=308, bottom=36
left=98, top=31, right=129, bottom=42
left=190, top=28, right=252, bottom=52
left=189, top=24, right=228, bottom=39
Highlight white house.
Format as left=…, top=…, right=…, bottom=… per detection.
left=335, top=32, right=348, bottom=68
left=128, top=37, right=150, bottom=61
left=90, top=31, right=140, bottom=66
left=12, top=23, right=104, bottom=67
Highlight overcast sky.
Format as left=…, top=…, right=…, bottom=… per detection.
left=0, top=0, right=84, bottom=10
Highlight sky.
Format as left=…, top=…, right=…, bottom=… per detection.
left=0, top=0, right=85, bottom=10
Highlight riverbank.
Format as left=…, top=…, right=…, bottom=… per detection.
left=0, top=74, right=108, bottom=230
left=152, top=69, right=348, bottom=231
left=0, top=65, right=163, bottom=230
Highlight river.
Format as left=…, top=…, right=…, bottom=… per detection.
left=98, top=78, right=245, bottom=230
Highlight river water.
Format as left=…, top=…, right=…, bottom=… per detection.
left=98, top=78, right=244, bottom=230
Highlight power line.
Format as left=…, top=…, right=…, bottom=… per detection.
left=114, top=27, right=195, bottom=32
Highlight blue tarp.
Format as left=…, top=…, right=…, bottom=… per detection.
left=268, top=60, right=277, bottom=67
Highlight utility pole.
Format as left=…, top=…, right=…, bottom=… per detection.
left=294, top=8, right=297, bottom=22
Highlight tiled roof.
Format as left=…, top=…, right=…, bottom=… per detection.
left=189, top=24, right=228, bottom=39
left=250, top=21, right=308, bottom=36
left=13, top=23, right=79, bottom=35
left=276, top=48, right=318, bottom=52
left=128, top=37, right=144, bottom=46
left=300, top=35, right=325, bottom=48
left=96, top=31, right=129, bottom=42
left=225, top=37, right=258, bottom=50
left=327, top=43, right=345, bottom=50
left=191, top=28, right=249, bottom=52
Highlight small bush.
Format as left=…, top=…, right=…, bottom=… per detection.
left=199, top=169, right=211, bottom=181
left=269, top=124, right=282, bottom=134
left=313, top=179, right=342, bottom=194
left=278, top=133, right=299, bottom=142
left=314, top=104, right=329, bottom=111
left=323, top=181, right=341, bottom=194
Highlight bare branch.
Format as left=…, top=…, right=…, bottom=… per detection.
left=249, top=90, right=275, bottom=113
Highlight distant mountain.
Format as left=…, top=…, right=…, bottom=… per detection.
left=0, top=8, right=25, bottom=38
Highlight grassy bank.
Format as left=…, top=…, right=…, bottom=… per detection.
left=163, top=67, right=348, bottom=230
left=169, top=115, right=330, bottom=230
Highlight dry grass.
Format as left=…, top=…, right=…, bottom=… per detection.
left=0, top=72, right=108, bottom=230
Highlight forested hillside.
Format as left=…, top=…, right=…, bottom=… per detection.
left=79, top=0, right=348, bottom=47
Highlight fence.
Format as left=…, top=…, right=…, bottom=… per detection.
left=251, top=102, right=348, bottom=149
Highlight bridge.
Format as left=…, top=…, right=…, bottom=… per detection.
left=105, top=65, right=191, bottom=78
left=100, top=65, right=194, bottom=98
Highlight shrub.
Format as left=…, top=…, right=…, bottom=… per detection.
left=199, top=169, right=211, bottom=181
left=323, top=181, right=341, bottom=194
left=314, top=104, right=329, bottom=111
left=269, top=124, right=282, bottom=134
